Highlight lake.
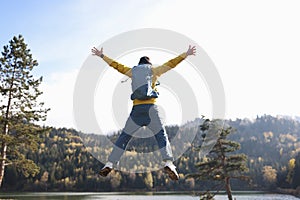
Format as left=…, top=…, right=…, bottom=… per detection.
left=0, top=192, right=299, bottom=200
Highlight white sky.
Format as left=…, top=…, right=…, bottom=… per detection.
left=1, top=0, right=300, bottom=134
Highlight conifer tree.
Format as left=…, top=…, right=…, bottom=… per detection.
left=0, top=35, right=49, bottom=187
left=187, top=119, right=249, bottom=200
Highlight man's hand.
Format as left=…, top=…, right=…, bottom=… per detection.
left=91, top=47, right=104, bottom=57
left=186, top=45, right=196, bottom=56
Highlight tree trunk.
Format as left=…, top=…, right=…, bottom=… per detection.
left=225, top=177, right=233, bottom=200
left=0, top=65, right=15, bottom=187
left=0, top=124, right=8, bottom=187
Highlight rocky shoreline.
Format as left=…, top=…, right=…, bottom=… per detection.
left=276, top=187, right=300, bottom=198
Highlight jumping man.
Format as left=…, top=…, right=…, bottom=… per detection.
left=91, top=45, right=196, bottom=180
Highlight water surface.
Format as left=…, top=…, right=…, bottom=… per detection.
left=0, top=192, right=298, bottom=200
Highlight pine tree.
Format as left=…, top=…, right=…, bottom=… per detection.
left=0, top=35, right=49, bottom=187
left=187, top=119, right=249, bottom=200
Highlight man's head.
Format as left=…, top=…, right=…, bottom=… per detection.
left=138, top=56, right=152, bottom=65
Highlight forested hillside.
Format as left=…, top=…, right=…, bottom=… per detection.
left=2, top=115, right=299, bottom=192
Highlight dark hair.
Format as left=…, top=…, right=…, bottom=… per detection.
left=138, top=56, right=152, bottom=65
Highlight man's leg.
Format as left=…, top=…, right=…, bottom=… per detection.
left=99, top=131, right=133, bottom=177
left=148, top=105, right=178, bottom=180
left=154, top=128, right=173, bottom=161
left=108, top=131, right=132, bottom=163
left=100, top=109, right=140, bottom=177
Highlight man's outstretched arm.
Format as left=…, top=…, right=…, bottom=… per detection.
left=153, top=45, right=196, bottom=76
left=92, top=47, right=132, bottom=77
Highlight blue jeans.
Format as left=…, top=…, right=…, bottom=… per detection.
left=108, top=104, right=173, bottom=163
